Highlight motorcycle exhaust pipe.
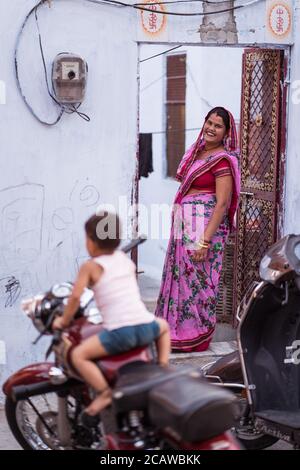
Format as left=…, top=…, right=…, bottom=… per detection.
left=11, top=378, right=81, bottom=402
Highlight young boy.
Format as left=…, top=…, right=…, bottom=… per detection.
left=53, top=212, right=170, bottom=420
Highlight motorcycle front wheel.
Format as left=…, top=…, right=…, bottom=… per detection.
left=5, top=393, right=73, bottom=450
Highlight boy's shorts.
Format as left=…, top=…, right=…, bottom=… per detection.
left=98, top=320, right=160, bottom=355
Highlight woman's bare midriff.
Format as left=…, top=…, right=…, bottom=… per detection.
left=186, top=187, right=206, bottom=196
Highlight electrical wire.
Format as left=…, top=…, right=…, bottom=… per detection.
left=135, top=1, right=233, bottom=5
left=69, top=104, right=91, bottom=121
left=86, top=0, right=264, bottom=17
left=140, top=73, right=166, bottom=92
left=15, top=0, right=90, bottom=126
left=15, top=1, right=64, bottom=125
left=135, top=0, right=232, bottom=4
left=35, top=4, right=91, bottom=122
left=35, top=8, right=64, bottom=108
left=140, top=45, right=182, bottom=63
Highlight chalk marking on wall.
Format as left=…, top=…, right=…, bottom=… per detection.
left=69, top=180, right=79, bottom=202
left=69, top=180, right=100, bottom=207
left=0, top=341, right=7, bottom=365
left=0, top=184, right=45, bottom=267
left=79, top=185, right=100, bottom=207
left=52, top=207, right=74, bottom=231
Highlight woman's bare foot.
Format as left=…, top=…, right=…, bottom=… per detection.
left=85, top=388, right=112, bottom=416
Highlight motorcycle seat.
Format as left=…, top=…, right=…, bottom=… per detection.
left=149, top=375, right=238, bottom=442
left=112, top=363, right=199, bottom=413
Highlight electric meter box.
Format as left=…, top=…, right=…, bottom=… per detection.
left=52, top=53, right=88, bottom=105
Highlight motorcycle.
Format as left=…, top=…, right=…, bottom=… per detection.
left=3, top=237, right=240, bottom=451
left=203, top=234, right=300, bottom=450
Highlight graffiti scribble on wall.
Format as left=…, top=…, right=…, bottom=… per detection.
left=0, top=276, right=21, bottom=307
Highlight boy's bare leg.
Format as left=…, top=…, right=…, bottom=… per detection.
left=155, top=318, right=171, bottom=366
left=71, top=336, right=112, bottom=415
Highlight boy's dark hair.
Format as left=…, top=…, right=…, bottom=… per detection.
left=85, top=212, right=121, bottom=251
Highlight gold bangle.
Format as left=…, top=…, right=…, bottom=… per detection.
left=199, top=238, right=211, bottom=245
left=197, top=242, right=209, bottom=249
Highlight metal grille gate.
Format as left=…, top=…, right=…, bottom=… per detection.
left=232, top=49, right=283, bottom=314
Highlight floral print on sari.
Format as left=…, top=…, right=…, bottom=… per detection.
left=155, top=193, right=230, bottom=351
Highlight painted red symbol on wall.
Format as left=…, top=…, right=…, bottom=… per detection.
left=268, top=3, right=291, bottom=37
left=141, top=0, right=166, bottom=36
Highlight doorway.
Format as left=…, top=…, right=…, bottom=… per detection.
left=137, top=43, right=288, bottom=323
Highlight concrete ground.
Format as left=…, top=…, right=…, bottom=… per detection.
left=0, top=408, right=21, bottom=450
left=0, top=274, right=293, bottom=450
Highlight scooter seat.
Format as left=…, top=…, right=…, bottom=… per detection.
left=149, top=375, right=238, bottom=442
left=112, top=363, right=200, bottom=413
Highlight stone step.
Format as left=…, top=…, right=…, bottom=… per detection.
left=143, top=297, right=237, bottom=344
left=169, top=341, right=237, bottom=368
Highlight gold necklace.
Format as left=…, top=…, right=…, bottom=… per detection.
left=198, top=146, right=222, bottom=159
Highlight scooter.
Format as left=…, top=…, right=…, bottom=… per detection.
left=3, top=237, right=240, bottom=450
left=203, top=234, right=300, bottom=449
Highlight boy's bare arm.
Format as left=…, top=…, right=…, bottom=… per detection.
left=53, top=262, right=101, bottom=329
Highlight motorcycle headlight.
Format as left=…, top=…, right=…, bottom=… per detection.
left=21, top=294, right=47, bottom=333
left=21, top=295, right=43, bottom=318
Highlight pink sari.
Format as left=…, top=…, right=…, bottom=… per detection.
left=155, top=112, right=240, bottom=351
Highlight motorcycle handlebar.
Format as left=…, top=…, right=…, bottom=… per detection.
left=122, top=235, right=147, bottom=254
left=52, top=329, right=63, bottom=345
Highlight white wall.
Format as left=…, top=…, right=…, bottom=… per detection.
left=185, top=48, right=243, bottom=147
left=139, top=45, right=243, bottom=279
left=284, top=2, right=300, bottom=235
left=0, top=0, right=138, bottom=393
left=139, top=45, right=179, bottom=279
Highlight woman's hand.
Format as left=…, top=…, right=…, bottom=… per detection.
left=192, top=246, right=209, bottom=263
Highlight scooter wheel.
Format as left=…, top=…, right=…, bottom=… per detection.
left=235, top=430, right=279, bottom=450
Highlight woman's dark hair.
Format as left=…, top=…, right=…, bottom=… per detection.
left=85, top=212, right=121, bottom=251
left=205, top=107, right=230, bottom=132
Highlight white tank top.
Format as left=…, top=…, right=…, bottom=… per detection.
left=92, top=250, right=154, bottom=330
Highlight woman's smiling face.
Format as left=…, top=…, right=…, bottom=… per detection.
left=203, top=113, right=227, bottom=146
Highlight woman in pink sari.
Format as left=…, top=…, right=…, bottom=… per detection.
left=155, top=107, right=240, bottom=352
